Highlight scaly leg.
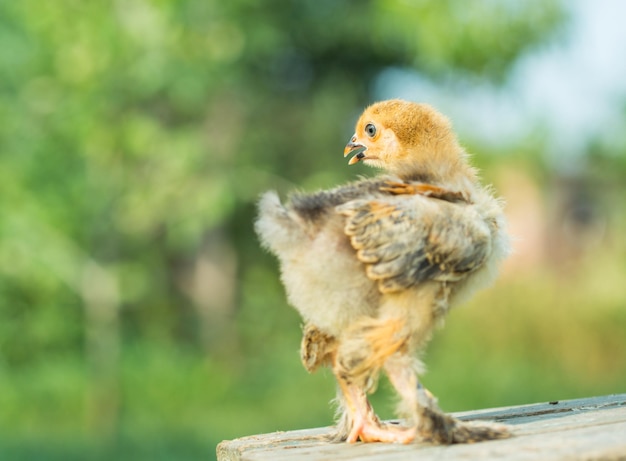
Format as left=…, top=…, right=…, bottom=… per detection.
left=332, top=317, right=416, bottom=443
left=384, top=354, right=511, bottom=444
left=335, top=377, right=415, bottom=443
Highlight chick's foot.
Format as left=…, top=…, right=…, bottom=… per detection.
left=348, top=418, right=416, bottom=444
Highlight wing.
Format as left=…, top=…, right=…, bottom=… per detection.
left=336, top=196, right=491, bottom=293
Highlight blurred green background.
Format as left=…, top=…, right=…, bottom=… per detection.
left=1, top=1, right=625, bottom=460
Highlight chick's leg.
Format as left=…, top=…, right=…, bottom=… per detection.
left=384, top=354, right=511, bottom=444
left=384, top=354, right=456, bottom=444
left=336, top=379, right=415, bottom=443
left=332, top=317, right=415, bottom=443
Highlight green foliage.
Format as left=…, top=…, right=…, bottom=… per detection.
left=372, top=0, right=566, bottom=81
left=3, top=1, right=626, bottom=461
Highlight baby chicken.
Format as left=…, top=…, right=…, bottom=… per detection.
left=255, top=99, right=510, bottom=444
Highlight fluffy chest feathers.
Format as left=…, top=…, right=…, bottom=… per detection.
left=255, top=177, right=508, bottom=337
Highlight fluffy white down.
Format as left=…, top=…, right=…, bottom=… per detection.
left=256, top=191, right=379, bottom=335
left=256, top=186, right=510, bottom=337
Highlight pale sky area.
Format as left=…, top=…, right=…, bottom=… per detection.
left=376, top=0, right=626, bottom=164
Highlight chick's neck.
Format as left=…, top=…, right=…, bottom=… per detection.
left=388, top=149, right=478, bottom=193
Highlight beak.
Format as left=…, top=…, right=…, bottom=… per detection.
left=344, top=135, right=367, bottom=165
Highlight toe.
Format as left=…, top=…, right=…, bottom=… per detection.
left=359, top=422, right=416, bottom=444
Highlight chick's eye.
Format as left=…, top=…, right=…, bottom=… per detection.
left=365, top=123, right=376, bottom=137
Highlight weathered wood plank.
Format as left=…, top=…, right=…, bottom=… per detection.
left=217, top=394, right=626, bottom=461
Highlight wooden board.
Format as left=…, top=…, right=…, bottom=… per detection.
left=217, top=394, right=626, bottom=461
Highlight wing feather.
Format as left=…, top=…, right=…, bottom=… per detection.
left=337, top=196, right=491, bottom=293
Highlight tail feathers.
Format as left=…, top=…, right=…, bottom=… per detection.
left=254, top=191, right=307, bottom=254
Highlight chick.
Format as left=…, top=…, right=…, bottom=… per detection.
left=255, top=99, right=510, bottom=444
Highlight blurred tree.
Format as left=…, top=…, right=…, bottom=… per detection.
left=0, top=0, right=569, bottom=457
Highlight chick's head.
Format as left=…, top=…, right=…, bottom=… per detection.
left=344, top=99, right=464, bottom=178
